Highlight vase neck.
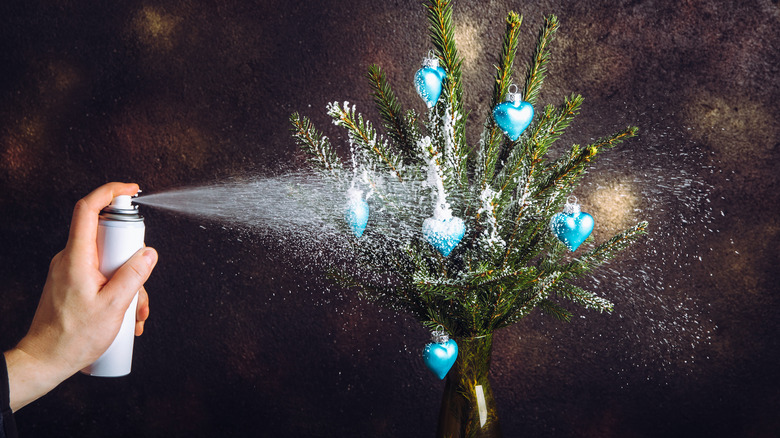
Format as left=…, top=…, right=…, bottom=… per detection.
left=450, top=334, right=494, bottom=380
left=437, top=333, right=502, bottom=437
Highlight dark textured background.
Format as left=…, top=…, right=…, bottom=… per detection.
left=1, top=0, right=778, bottom=437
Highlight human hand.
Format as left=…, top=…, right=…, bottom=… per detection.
left=4, top=182, right=158, bottom=411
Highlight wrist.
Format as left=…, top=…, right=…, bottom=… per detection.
left=4, top=345, right=75, bottom=412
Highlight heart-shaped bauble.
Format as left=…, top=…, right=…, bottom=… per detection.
left=550, top=211, right=594, bottom=251
left=414, top=66, right=446, bottom=108
left=492, top=100, right=534, bottom=141
left=423, top=339, right=458, bottom=380
left=423, top=216, right=465, bottom=257
left=345, top=198, right=369, bottom=238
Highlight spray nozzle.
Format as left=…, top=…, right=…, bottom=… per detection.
left=110, top=195, right=135, bottom=210
left=101, top=195, right=143, bottom=220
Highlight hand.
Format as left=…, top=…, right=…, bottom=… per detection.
left=3, top=182, right=158, bottom=411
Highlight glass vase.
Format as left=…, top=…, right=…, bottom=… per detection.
left=436, top=334, right=502, bottom=438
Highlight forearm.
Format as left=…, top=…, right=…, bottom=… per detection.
left=3, top=347, right=74, bottom=412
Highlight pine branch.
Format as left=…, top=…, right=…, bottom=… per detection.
left=493, top=271, right=562, bottom=329
left=523, top=14, right=558, bottom=106
left=464, top=265, right=537, bottom=290
left=427, top=0, right=464, bottom=116
left=290, top=112, right=344, bottom=178
left=367, top=64, right=418, bottom=161
left=552, top=282, right=614, bottom=313
left=534, top=125, right=638, bottom=199
left=565, top=221, right=649, bottom=275
left=476, top=11, right=523, bottom=191
left=538, top=298, right=573, bottom=322
left=424, top=308, right=461, bottom=338
left=495, top=95, right=582, bottom=198
left=426, top=0, right=468, bottom=188
left=500, top=207, right=538, bottom=266
left=492, top=12, right=524, bottom=105
left=426, top=103, right=468, bottom=192
left=414, top=272, right=467, bottom=301
left=327, top=101, right=405, bottom=182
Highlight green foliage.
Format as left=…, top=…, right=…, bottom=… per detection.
left=476, top=11, right=523, bottom=193
left=327, top=101, right=405, bottom=182
left=523, top=14, right=558, bottom=106
left=290, top=1, right=647, bottom=337
left=367, top=65, right=417, bottom=161
left=290, top=112, right=343, bottom=179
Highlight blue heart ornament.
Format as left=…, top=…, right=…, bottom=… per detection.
left=422, top=216, right=465, bottom=257
left=423, top=339, right=458, bottom=380
left=345, top=198, right=369, bottom=238
left=492, top=100, right=534, bottom=141
left=550, top=211, right=594, bottom=251
left=414, top=66, right=446, bottom=108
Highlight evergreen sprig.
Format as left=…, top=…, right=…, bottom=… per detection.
left=290, top=112, right=343, bottom=178
left=476, top=11, right=523, bottom=192
left=290, top=1, right=648, bottom=338
left=427, top=0, right=464, bottom=118
left=367, top=64, right=417, bottom=161
left=523, top=14, right=559, bottom=105
left=426, top=0, right=468, bottom=187
left=327, top=101, right=405, bottom=182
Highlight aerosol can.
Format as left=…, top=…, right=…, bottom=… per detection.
left=81, top=194, right=145, bottom=377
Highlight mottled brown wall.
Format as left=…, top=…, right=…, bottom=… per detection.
left=1, top=0, right=778, bottom=437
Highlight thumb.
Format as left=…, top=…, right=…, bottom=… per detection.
left=101, top=247, right=158, bottom=311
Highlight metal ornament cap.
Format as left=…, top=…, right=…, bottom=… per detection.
left=423, top=338, right=458, bottom=380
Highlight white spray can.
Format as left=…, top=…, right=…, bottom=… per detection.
left=81, top=195, right=145, bottom=377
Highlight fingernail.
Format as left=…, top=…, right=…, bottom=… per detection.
left=143, top=249, right=157, bottom=267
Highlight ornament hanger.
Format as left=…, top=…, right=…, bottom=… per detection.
left=563, top=195, right=581, bottom=214
left=423, top=50, right=439, bottom=68
left=431, top=325, right=450, bottom=343
left=506, top=83, right=522, bottom=103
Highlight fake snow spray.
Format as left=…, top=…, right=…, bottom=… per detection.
left=81, top=195, right=145, bottom=377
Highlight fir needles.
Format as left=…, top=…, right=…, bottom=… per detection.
left=289, top=0, right=647, bottom=337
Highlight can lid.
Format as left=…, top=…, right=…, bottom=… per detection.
left=100, top=195, right=143, bottom=222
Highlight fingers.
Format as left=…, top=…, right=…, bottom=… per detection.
left=100, top=247, right=158, bottom=312
left=135, top=287, right=150, bottom=336
left=66, top=182, right=140, bottom=255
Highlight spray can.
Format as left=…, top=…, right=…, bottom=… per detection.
left=81, top=195, right=145, bottom=377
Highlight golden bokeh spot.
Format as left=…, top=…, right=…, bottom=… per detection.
left=684, top=92, right=778, bottom=166
left=583, top=175, right=641, bottom=238
left=132, top=6, right=182, bottom=51
left=453, top=20, right=483, bottom=75
left=50, top=61, right=79, bottom=92
left=36, top=60, right=80, bottom=99
left=1, top=116, right=46, bottom=181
